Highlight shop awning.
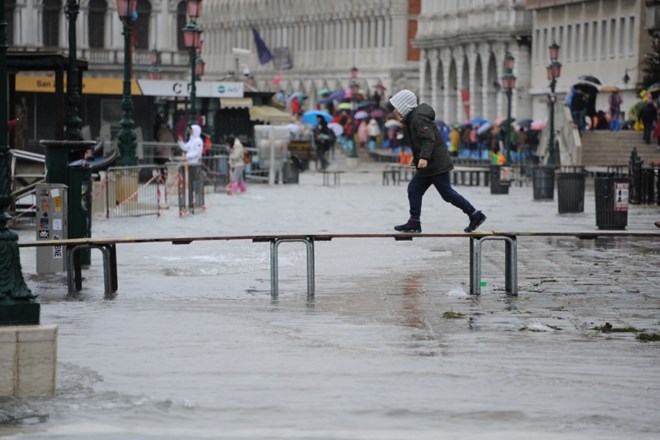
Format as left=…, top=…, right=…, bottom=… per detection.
left=249, top=106, right=292, bottom=125
left=219, top=97, right=253, bottom=108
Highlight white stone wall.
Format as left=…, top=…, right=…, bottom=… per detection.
left=529, top=0, right=649, bottom=121
left=415, top=0, right=532, bottom=124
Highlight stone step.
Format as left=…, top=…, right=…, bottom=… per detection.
left=580, top=130, right=660, bottom=166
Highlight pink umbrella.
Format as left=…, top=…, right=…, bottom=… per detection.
left=370, top=109, right=386, bottom=118
left=354, top=110, right=369, bottom=120
left=531, top=119, right=547, bottom=130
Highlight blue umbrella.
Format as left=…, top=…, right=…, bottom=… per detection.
left=327, top=90, right=345, bottom=101
left=301, top=110, right=332, bottom=126
left=470, top=117, right=488, bottom=126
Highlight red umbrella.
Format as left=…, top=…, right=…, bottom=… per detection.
left=373, top=84, right=387, bottom=91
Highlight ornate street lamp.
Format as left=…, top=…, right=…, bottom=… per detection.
left=546, top=42, right=562, bottom=167
left=116, top=0, right=138, bottom=166
left=0, top=2, right=38, bottom=324
left=501, top=52, right=516, bottom=161
left=65, top=0, right=82, bottom=141
left=183, top=0, right=203, bottom=126
left=148, top=48, right=161, bottom=80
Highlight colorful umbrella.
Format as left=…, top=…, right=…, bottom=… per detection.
left=318, top=88, right=330, bottom=96
left=384, top=119, right=402, bottom=129
left=301, top=110, right=331, bottom=126
left=287, top=92, right=304, bottom=103
left=354, top=110, right=369, bottom=120
left=338, top=102, right=352, bottom=110
left=470, top=117, right=488, bottom=127
left=531, top=119, right=547, bottom=130
left=370, top=109, right=386, bottom=118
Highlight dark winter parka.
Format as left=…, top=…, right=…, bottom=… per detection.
left=401, top=103, right=454, bottom=177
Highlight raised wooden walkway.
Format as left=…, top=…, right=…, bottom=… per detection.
left=19, top=231, right=660, bottom=298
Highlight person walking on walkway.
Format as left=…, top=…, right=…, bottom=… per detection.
left=389, top=89, right=486, bottom=233
left=226, top=136, right=247, bottom=195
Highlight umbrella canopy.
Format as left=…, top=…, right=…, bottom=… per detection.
left=494, top=116, right=509, bottom=125
left=601, top=85, right=621, bottom=93
left=354, top=110, right=369, bottom=120
left=370, top=109, right=386, bottom=118
left=573, top=82, right=599, bottom=94
left=287, top=92, right=304, bottom=103
left=301, top=110, right=332, bottom=126
left=477, top=122, right=492, bottom=135
left=578, top=75, right=602, bottom=85
left=328, top=122, right=344, bottom=137
left=384, top=119, right=402, bottom=129
left=470, top=117, right=488, bottom=127
left=327, top=90, right=345, bottom=101
left=647, top=82, right=660, bottom=97
left=318, top=88, right=330, bottom=96
left=531, top=119, right=547, bottom=130
left=337, top=102, right=352, bottom=110
left=516, top=118, right=533, bottom=128
left=373, top=84, right=387, bottom=91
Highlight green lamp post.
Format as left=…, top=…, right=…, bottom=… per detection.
left=116, top=0, right=138, bottom=166
left=183, top=0, right=203, bottom=127
left=546, top=42, right=562, bottom=167
left=501, top=52, right=516, bottom=162
left=65, top=0, right=82, bottom=141
left=0, top=4, right=39, bottom=325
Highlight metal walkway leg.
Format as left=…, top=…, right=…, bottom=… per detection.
left=270, top=237, right=315, bottom=298
left=469, top=235, right=517, bottom=296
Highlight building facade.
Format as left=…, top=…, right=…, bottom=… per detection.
left=414, top=0, right=533, bottom=124
left=526, top=0, right=652, bottom=120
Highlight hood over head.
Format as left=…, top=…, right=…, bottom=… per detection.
left=389, top=89, right=418, bottom=118
left=189, top=124, right=202, bottom=139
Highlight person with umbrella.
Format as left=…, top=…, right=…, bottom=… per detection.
left=388, top=89, right=486, bottom=234
left=638, top=94, right=658, bottom=144
left=313, top=115, right=334, bottom=170
left=606, top=88, right=623, bottom=131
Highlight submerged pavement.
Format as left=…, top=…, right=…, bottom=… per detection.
left=3, top=159, right=660, bottom=440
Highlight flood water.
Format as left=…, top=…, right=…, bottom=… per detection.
left=2, top=166, right=660, bottom=439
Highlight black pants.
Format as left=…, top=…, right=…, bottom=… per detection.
left=407, top=171, right=476, bottom=221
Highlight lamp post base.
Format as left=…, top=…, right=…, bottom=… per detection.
left=0, top=300, right=40, bottom=326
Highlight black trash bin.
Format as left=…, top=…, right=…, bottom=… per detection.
left=282, top=155, right=300, bottom=184
left=594, top=176, right=630, bottom=230
left=557, top=172, right=585, bottom=213
left=489, top=165, right=510, bottom=194
left=68, top=160, right=93, bottom=265
left=532, top=166, right=555, bottom=200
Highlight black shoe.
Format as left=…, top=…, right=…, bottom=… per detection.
left=464, top=211, right=486, bottom=233
left=394, top=220, right=421, bottom=233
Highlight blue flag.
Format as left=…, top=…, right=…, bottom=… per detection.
left=252, top=27, right=273, bottom=65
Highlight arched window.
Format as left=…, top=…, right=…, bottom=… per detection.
left=176, top=1, right=187, bottom=50
left=4, top=0, right=16, bottom=46
left=43, top=0, right=61, bottom=48
left=88, top=0, right=107, bottom=48
left=134, top=0, right=151, bottom=50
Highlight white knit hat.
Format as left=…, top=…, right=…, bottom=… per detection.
left=389, top=89, right=418, bottom=117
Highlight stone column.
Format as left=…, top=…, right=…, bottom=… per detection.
left=441, top=47, right=452, bottom=123
left=466, top=43, right=478, bottom=121
left=428, top=49, right=439, bottom=112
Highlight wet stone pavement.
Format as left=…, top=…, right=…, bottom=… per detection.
left=2, top=163, right=660, bottom=440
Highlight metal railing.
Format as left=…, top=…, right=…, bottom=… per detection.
left=105, top=165, right=164, bottom=218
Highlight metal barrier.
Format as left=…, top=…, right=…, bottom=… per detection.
left=177, top=163, right=206, bottom=216
left=105, top=165, right=164, bottom=218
